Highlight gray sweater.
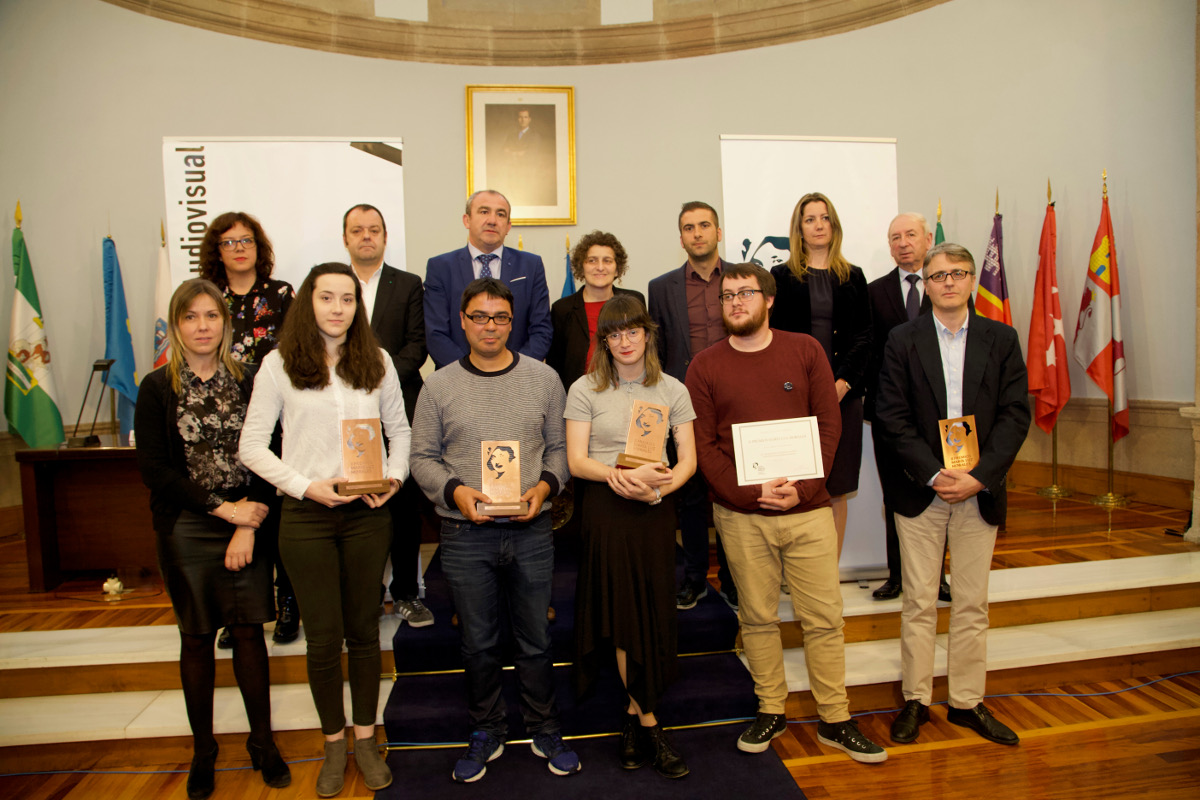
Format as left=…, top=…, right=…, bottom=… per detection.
left=410, top=353, right=568, bottom=521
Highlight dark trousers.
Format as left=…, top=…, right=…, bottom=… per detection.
left=279, top=498, right=391, bottom=734
left=387, top=480, right=424, bottom=601
left=439, top=514, right=560, bottom=739
left=678, top=471, right=732, bottom=589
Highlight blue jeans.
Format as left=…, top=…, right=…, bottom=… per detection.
left=439, top=514, right=559, bottom=739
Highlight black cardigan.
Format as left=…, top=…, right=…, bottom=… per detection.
left=768, top=264, right=873, bottom=401
left=546, top=286, right=646, bottom=390
left=134, top=364, right=271, bottom=535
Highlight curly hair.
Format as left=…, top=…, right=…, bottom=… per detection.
left=277, top=263, right=385, bottom=392
left=197, top=211, right=276, bottom=288
left=570, top=230, right=629, bottom=283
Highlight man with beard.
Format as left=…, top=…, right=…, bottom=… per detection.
left=685, top=262, right=886, bottom=764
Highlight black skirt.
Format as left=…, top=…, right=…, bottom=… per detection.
left=157, top=510, right=275, bottom=634
left=826, top=395, right=864, bottom=496
left=573, top=480, right=679, bottom=713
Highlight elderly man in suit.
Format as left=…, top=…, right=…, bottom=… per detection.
left=424, top=190, right=552, bottom=369
left=342, top=203, right=432, bottom=627
left=647, top=201, right=736, bottom=611
left=866, top=212, right=949, bottom=602
left=875, top=243, right=1030, bottom=747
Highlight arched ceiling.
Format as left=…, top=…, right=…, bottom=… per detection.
left=101, top=0, right=952, bottom=66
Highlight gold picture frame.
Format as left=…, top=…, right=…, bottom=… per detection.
left=466, top=85, right=576, bottom=226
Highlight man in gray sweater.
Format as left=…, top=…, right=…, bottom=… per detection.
left=409, top=277, right=578, bottom=783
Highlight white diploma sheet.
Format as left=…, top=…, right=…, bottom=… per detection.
left=731, top=416, right=825, bottom=486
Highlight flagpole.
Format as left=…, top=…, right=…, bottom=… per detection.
left=1036, top=179, right=1071, bottom=500
left=1089, top=171, right=1128, bottom=509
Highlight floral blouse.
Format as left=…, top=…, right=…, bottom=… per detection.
left=177, top=362, right=252, bottom=504
left=225, top=279, right=294, bottom=365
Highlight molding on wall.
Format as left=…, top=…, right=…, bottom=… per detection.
left=100, top=0, right=952, bottom=65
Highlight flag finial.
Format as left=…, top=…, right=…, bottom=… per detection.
left=14, top=201, right=22, bottom=229
left=518, top=234, right=524, bottom=251
left=160, top=220, right=165, bottom=246
left=936, top=198, right=942, bottom=223
left=1102, top=169, right=1108, bottom=199
left=995, top=188, right=999, bottom=215
left=1047, top=178, right=1052, bottom=203
left=565, top=235, right=570, bottom=253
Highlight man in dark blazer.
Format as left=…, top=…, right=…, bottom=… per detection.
left=647, top=201, right=734, bottom=611
left=866, top=212, right=949, bottom=602
left=424, top=190, right=552, bottom=369
left=875, top=243, right=1030, bottom=748
left=343, top=203, right=433, bottom=627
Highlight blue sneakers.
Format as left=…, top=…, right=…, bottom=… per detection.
left=452, top=730, right=504, bottom=783
left=530, top=731, right=581, bottom=776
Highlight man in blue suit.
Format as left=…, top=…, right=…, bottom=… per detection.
left=424, top=190, right=552, bottom=369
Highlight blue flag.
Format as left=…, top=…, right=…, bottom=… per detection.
left=561, top=248, right=576, bottom=298
left=103, top=237, right=138, bottom=440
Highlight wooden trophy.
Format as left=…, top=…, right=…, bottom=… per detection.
left=617, top=400, right=669, bottom=469
left=338, top=418, right=392, bottom=496
left=940, top=414, right=981, bottom=470
left=479, top=440, right=528, bottom=516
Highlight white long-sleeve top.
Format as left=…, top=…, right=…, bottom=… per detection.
left=239, top=349, right=411, bottom=499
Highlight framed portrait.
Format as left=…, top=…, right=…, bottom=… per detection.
left=466, top=85, right=576, bottom=226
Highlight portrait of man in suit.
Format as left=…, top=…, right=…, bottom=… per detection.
left=485, top=104, right=556, bottom=207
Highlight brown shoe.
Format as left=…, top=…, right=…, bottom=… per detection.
left=315, top=736, right=347, bottom=798
left=352, top=732, right=393, bottom=791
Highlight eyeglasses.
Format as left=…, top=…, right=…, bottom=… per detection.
left=925, top=269, right=974, bottom=283
left=604, top=328, right=644, bottom=346
left=718, top=289, right=763, bottom=305
left=218, top=237, right=256, bottom=251
left=465, top=311, right=513, bottom=326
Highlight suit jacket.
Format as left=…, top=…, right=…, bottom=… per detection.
left=546, top=286, right=645, bottom=390
left=370, top=264, right=426, bottom=423
left=647, top=259, right=731, bottom=383
left=874, top=313, right=1031, bottom=526
left=423, top=246, right=552, bottom=369
left=768, top=264, right=872, bottom=401
left=865, top=267, right=930, bottom=421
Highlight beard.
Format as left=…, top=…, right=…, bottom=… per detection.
left=723, top=303, right=769, bottom=337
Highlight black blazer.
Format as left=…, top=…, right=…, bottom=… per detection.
left=769, top=264, right=872, bottom=401
left=647, top=259, right=731, bottom=383
left=874, top=313, right=1031, bottom=526
left=546, top=286, right=645, bottom=390
left=865, top=267, right=931, bottom=421
left=370, top=264, right=426, bottom=423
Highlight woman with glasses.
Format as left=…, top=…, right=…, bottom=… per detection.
left=198, top=212, right=301, bottom=647
left=770, top=192, right=872, bottom=558
left=565, top=294, right=696, bottom=779
left=239, top=263, right=409, bottom=797
left=134, top=279, right=290, bottom=799
left=548, top=231, right=645, bottom=390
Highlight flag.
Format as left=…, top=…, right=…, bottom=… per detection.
left=1026, top=203, right=1070, bottom=433
left=102, top=237, right=139, bottom=440
left=976, top=213, right=1013, bottom=325
left=561, top=247, right=576, bottom=298
left=934, top=220, right=946, bottom=245
left=1072, top=196, right=1128, bottom=441
left=6, top=212, right=65, bottom=448
left=153, top=240, right=171, bottom=369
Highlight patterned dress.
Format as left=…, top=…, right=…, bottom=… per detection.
left=225, top=279, right=294, bottom=365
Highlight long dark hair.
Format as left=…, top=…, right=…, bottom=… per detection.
left=198, top=211, right=276, bottom=288
left=278, top=263, right=385, bottom=391
left=587, top=294, right=663, bottom=391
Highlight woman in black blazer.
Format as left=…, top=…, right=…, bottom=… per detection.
left=548, top=230, right=646, bottom=389
left=770, top=193, right=873, bottom=558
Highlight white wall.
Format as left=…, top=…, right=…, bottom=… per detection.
left=0, top=0, right=1194, bottom=428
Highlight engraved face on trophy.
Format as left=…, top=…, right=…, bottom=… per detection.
left=338, top=418, right=391, bottom=496
left=617, top=400, right=669, bottom=469
left=479, top=440, right=528, bottom=516
left=939, top=414, right=980, bottom=470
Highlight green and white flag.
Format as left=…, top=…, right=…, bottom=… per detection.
left=6, top=209, right=65, bottom=448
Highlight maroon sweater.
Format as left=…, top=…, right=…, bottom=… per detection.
left=685, top=330, right=841, bottom=515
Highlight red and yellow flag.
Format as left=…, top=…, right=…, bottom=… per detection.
left=1026, top=203, right=1070, bottom=433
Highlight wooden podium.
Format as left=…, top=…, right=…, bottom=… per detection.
left=16, top=442, right=154, bottom=592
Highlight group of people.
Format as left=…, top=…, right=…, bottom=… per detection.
left=135, top=187, right=1029, bottom=798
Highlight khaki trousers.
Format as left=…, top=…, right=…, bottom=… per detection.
left=713, top=504, right=849, bottom=722
left=895, top=495, right=996, bottom=709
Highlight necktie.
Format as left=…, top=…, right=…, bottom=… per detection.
left=479, top=253, right=496, bottom=279
left=905, top=273, right=920, bottom=321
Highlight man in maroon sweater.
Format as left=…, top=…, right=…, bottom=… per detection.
left=685, top=263, right=886, bottom=764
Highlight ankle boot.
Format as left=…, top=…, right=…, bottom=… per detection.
left=186, top=742, right=218, bottom=799
left=619, top=714, right=649, bottom=769
left=645, top=724, right=689, bottom=779
left=352, top=731, right=393, bottom=791
left=316, top=736, right=347, bottom=798
left=273, top=593, right=300, bottom=643
left=247, top=738, right=292, bottom=788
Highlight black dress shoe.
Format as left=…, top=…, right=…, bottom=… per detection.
left=216, top=627, right=233, bottom=650
left=187, top=743, right=218, bottom=799
left=938, top=581, right=953, bottom=602
left=273, top=594, right=300, bottom=644
left=619, top=714, right=649, bottom=769
left=644, top=724, right=688, bottom=779
left=947, top=703, right=1019, bottom=745
left=872, top=578, right=902, bottom=600
left=889, top=700, right=928, bottom=744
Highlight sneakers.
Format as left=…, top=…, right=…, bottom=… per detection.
left=737, top=712, right=787, bottom=753
left=675, top=580, right=708, bottom=610
left=452, top=731, right=504, bottom=783
left=531, top=731, right=581, bottom=776
left=718, top=583, right=739, bottom=612
left=394, top=596, right=434, bottom=628
left=816, top=719, right=888, bottom=763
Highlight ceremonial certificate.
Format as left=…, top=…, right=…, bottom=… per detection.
left=731, top=416, right=824, bottom=486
